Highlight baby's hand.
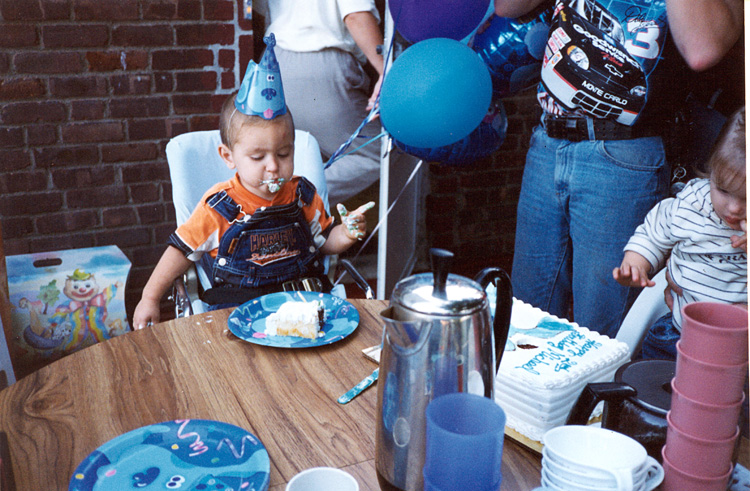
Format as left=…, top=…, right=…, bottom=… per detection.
left=730, top=220, right=747, bottom=252
left=337, top=201, right=375, bottom=241
left=612, top=252, right=655, bottom=288
left=613, top=264, right=655, bottom=288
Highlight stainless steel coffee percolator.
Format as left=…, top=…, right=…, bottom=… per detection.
left=375, top=248, right=513, bottom=491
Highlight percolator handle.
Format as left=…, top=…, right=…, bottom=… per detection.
left=475, top=267, right=513, bottom=372
left=566, top=382, right=637, bottom=426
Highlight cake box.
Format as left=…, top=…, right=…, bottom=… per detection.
left=5, top=245, right=131, bottom=378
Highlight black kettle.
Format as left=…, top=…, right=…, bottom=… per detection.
left=566, top=359, right=674, bottom=462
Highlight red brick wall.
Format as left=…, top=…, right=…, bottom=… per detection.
left=0, top=0, right=255, bottom=319
left=0, top=0, right=537, bottom=319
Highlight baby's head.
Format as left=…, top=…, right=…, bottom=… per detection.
left=707, top=106, right=746, bottom=230
left=219, top=93, right=294, bottom=149
left=218, top=93, right=296, bottom=200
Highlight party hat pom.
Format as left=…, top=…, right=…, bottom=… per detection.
left=235, top=33, right=287, bottom=120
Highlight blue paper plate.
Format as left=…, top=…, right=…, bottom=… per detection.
left=69, top=419, right=270, bottom=491
left=227, top=291, right=359, bottom=348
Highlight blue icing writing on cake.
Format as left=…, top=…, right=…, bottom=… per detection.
left=517, top=330, right=606, bottom=375
left=495, top=299, right=630, bottom=445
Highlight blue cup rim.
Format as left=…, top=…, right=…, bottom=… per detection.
left=426, top=392, right=506, bottom=435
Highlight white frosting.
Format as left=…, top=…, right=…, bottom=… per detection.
left=495, top=299, right=630, bottom=442
left=265, top=301, right=324, bottom=339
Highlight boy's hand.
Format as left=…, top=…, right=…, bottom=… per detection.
left=337, top=201, right=376, bottom=241
left=730, top=220, right=747, bottom=252
left=133, top=299, right=160, bottom=330
left=612, top=251, right=655, bottom=288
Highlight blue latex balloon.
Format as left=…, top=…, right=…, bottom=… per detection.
left=389, top=0, right=491, bottom=43
left=380, top=38, right=492, bottom=149
left=472, top=7, right=552, bottom=97
left=394, top=100, right=508, bottom=166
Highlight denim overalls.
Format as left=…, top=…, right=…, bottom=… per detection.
left=201, top=177, right=329, bottom=306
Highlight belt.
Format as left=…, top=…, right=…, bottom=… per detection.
left=543, top=116, right=658, bottom=141
left=202, top=276, right=332, bottom=305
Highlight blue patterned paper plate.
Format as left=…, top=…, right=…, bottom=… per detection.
left=227, top=291, right=359, bottom=348
left=69, top=419, right=270, bottom=491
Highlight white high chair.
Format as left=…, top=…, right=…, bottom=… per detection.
left=615, top=268, right=670, bottom=358
left=165, top=129, right=334, bottom=316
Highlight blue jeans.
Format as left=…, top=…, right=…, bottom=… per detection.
left=638, top=312, right=679, bottom=361
left=512, top=126, right=670, bottom=338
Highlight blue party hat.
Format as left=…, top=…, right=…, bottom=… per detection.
left=235, top=33, right=286, bottom=120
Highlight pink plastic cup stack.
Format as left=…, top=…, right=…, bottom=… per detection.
left=662, top=302, right=748, bottom=491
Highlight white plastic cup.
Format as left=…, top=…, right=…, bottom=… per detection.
left=285, top=467, right=359, bottom=491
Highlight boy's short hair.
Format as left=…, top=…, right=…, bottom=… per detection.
left=219, top=94, right=294, bottom=148
left=707, top=106, right=746, bottom=192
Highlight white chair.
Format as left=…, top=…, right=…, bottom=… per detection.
left=165, top=129, right=334, bottom=316
left=615, top=268, right=670, bottom=358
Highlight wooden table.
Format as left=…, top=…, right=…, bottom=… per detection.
left=0, top=299, right=543, bottom=490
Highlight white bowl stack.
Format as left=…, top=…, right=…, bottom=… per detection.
left=541, top=426, right=664, bottom=491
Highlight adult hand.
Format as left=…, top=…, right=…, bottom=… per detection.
left=366, top=73, right=383, bottom=112
left=663, top=269, right=683, bottom=311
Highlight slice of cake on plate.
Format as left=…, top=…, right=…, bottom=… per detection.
left=264, top=300, right=326, bottom=339
left=494, top=298, right=630, bottom=450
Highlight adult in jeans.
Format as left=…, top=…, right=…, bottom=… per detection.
left=255, top=0, right=384, bottom=208
left=494, top=0, right=743, bottom=338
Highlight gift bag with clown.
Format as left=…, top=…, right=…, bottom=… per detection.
left=6, top=246, right=131, bottom=378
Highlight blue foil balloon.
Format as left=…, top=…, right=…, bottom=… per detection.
left=472, top=7, right=552, bottom=97
left=380, top=38, right=492, bottom=149
left=394, top=100, right=507, bottom=166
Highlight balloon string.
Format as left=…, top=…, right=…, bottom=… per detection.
left=324, top=107, right=378, bottom=167
left=324, top=22, right=398, bottom=169
left=332, top=158, right=424, bottom=289
left=329, top=130, right=388, bottom=166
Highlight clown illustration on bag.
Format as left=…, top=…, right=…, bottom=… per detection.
left=16, top=268, right=125, bottom=355
left=7, top=247, right=132, bottom=378
left=44, top=269, right=124, bottom=352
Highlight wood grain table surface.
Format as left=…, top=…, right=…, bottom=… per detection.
left=0, top=299, right=544, bottom=491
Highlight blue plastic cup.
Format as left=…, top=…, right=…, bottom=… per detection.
left=423, top=392, right=506, bottom=491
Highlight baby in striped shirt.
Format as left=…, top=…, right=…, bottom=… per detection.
left=613, top=106, right=747, bottom=360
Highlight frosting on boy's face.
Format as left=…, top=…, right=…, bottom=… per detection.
left=221, top=116, right=295, bottom=201
left=262, top=178, right=286, bottom=193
